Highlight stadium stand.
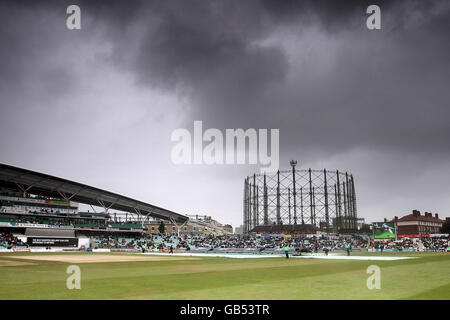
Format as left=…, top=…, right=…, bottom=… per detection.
left=86, top=233, right=449, bottom=253
left=0, top=163, right=191, bottom=250
left=1, top=190, right=448, bottom=253
left=1, top=164, right=448, bottom=253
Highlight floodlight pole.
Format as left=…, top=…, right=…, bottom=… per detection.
left=324, top=169, right=329, bottom=234
left=263, top=173, right=268, bottom=225
left=290, top=160, right=298, bottom=225
left=309, top=168, right=313, bottom=225
left=276, top=170, right=280, bottom=224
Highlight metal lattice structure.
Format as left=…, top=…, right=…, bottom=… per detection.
left=243, top=163, right=357, bottom=234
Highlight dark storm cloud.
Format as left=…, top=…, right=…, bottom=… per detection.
left=0, top=1, right=87, bottom=100
left=3, top=0, right=448, bottom=147
left=81, top=0, right=450, bottom=220
left=97, top=0, right=396, bottom=90
left=102, top=0, right=384, bottom=91
left=77, top=0, right=450, bottom=150
left=83, top=0, right=450, bottom=161
left=1, top=0, right=450, bottom=225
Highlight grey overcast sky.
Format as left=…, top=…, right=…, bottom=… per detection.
left=1, top=0, right=449, bottom=227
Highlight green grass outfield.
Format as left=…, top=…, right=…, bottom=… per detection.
left=0, top=251, right=449, bottom=300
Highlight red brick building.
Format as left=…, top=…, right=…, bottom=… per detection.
left=393, top=210, right=445, bottom=238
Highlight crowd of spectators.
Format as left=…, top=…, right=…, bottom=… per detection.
left=93, top=235, right=151, bottom=249
left=420, top=236, right=449, bottom=251
left=1, top=225, right=448, bottom=252
left=91, top=234, right=191, bottom=250
left=0, top=212, right=140, bottom=230
left=1, top=214, right=73, bottom=228
left=90, top=233, right=449, bottom=252
left=0, top=231, right=26, bottom=249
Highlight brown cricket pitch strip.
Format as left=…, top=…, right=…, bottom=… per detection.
left=6, top=254, right=199, bottom=264
left=0, top=260, right=35, bottom=267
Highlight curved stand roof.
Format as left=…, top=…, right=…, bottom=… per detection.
left=0, top=163, right=188, bottom=223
